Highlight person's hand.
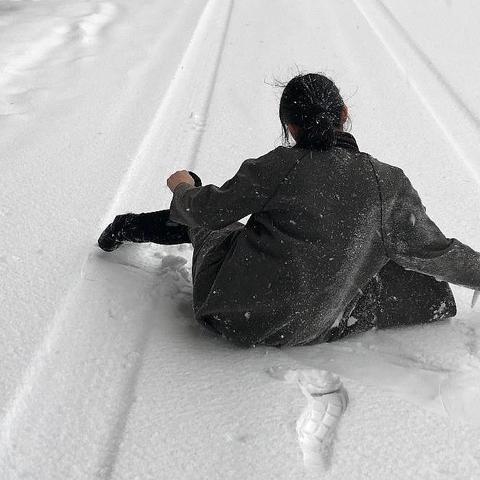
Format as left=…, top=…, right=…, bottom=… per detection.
left=167, top=170, right=195, bottom=192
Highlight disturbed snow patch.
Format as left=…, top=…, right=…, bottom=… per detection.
left=268, top=366, right=348, bottom=472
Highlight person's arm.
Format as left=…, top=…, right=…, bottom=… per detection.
left=169, top=147, right=298, bottom=229
left=380, top=166, right=480, bottom=290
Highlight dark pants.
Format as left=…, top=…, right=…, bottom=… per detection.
left=188, top=222, right=245, bottom=317
left=326, top=260, right=457, bottom=341
left=188, top=224, right=457, bottom=343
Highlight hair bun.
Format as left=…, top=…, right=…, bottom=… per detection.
left=313, top=110, right=333, bottom=123
left=304, top=110, right=336, bottom=150
left=279, top=73, right=344, bottom=150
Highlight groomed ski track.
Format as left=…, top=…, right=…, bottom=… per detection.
left=1, top=1, right=480, bottom=479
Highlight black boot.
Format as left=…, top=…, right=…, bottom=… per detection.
left=98, top=171, right=202, bottom=251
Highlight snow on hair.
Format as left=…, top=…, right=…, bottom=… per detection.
left=279, top=73, right=345, bottom=150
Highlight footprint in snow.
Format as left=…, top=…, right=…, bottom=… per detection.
left=267, top=366, right=348, bottom=472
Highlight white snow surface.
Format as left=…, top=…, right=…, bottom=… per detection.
left=1, top=0, right=480, bottom=478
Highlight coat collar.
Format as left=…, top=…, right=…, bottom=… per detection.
left=334, top=131, right=359, bottom=152
left=292, top=131, right=359, bottom=152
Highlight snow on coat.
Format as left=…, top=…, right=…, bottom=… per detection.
left=169, top=132, right=480, bottom=347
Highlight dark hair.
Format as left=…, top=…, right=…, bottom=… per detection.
left=279, top=73, right=345, bottom=150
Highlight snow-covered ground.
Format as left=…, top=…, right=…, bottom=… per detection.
left=1, top=0, right=480, bottom=478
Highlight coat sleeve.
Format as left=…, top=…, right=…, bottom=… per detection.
left=381, top=167, right=480, bottom=290
left=169, top=147, right=295, bottom=230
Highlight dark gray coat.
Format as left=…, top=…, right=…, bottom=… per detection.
left=170, top=133, right=480, bottom=346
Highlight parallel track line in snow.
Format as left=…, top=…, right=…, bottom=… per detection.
left=0, top=1, right=204, bottom=460
left=0, top=0, right=234, bottom=477
left=0, top=1, right=210, bottom=456
left=373, top=0, right=480, bottom=131
left=97, top=3, right=235, bottom=475
left=98, top=320, right=151, bottom=480
left=351, top=0, right=480, bottom=189
left=184, top=0, right=235, bottom=172
left=100, top=0, right=234, bottom=224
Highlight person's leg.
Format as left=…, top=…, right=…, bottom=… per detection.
left=327, top=260, right=457, bottom=341
left=98, top=210, right=191, bottom=251
left=188, top=222, right=244, bottom=313
left=98, top=171, right=202, bottom=251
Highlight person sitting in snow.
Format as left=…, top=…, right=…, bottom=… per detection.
left=98, top=73, right=480, bottom=346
